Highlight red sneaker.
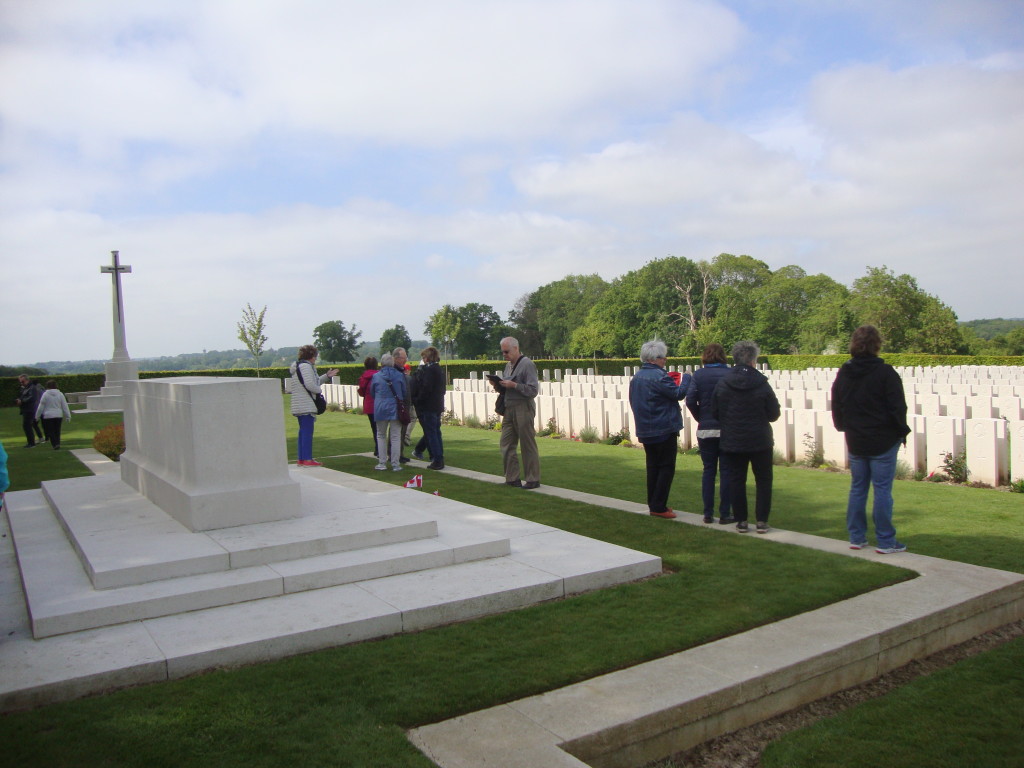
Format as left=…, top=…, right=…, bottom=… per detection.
left=649, top=509, right=677, bottom=519
left=298, top=459, right=323, bottom=467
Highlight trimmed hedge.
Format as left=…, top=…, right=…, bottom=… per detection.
left=3, top=354, right=1021, bottom=406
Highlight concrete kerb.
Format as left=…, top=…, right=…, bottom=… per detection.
left=404, top=458, right=1024, bottom=768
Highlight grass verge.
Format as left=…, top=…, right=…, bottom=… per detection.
left=0, top=405, right=1018, bottom=767
left=761, top=635, right=1024, bottom=768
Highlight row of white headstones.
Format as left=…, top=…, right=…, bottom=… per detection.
left=326, top=365, right=1024, bottom=486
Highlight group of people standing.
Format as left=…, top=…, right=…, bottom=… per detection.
left=630, top=326, right=910, bottom=554
left=287, top=327, right=908, bottom=555
left=289, top=344, right=447, bottom=472
left=288, top=337, right=540, bottom=489
left=15, top=374, right=71, bottom=450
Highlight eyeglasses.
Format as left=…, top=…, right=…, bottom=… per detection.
left=500, top=349, right=512, bottom=355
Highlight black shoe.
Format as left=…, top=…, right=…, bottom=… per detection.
left=427, top=461, right=444, bottom=470
left=412, top=452, right=425, bottom=461
left=523, top=481, right=541, bottom=489
left=25, top=443, right=36, bottom=448
left=399, top=456, right=411, bottom=464
left=718, top=516, right=736, bottom=525
left=736, top=521, right=749, bottom=533
left=703, top=516, right=714, bottom=524
left=505, top=480, right=523, bottom=487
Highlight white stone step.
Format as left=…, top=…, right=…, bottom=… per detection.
left=40, top=473, right=440, bottom=588
left=144, top=557, right=566, bottom=679
left=7, top=490, right=510, bottom=638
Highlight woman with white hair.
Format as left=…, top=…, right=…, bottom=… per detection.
left=711, top=341, right=780, bottom=533
left=628, top=339, right=691, bottom=519
left=370, top=352, right=408, bottom=472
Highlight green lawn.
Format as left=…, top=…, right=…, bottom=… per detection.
left=0, top=405, right=1020, bottom=767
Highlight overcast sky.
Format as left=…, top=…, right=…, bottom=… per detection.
left=2, top=0, right=1022, bottom=365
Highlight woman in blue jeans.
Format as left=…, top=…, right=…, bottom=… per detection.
left=685, top=343, right=733, bottom=525
left=831, top=325, right=911, bottom=554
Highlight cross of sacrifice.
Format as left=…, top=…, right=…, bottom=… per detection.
left=100, top=249, right=133, bottom=362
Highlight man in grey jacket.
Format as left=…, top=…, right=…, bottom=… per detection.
left=495, top=337, right=541, bottom=489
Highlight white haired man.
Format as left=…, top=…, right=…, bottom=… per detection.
left=495, top=337, right=541, bottom=489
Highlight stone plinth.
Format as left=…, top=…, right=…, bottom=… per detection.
left=85, top=360, right=141, bottom=412
left=119, top=377, right=299, bottom=531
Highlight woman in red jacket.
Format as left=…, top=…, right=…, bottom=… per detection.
left=357, top=357, right=379, bottom=456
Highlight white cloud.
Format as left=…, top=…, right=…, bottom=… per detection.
left=2, top=1, right=1023, bottom=365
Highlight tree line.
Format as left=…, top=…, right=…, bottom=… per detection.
left=423, top=256, right=1024, bottom=359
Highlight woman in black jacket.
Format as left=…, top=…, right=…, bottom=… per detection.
left=711, top=341, right=780, bottom=533
left=412, top=346, right=447, bottom=469
left=831, top=325, right=910, bottom=554
left=685, top=343, right=733, bottom=525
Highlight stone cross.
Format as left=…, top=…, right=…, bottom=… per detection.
left=100, top=249, right=132, bottom=362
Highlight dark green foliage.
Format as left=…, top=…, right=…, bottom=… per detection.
left=379, top=325, right=412, bottom=354
left=313, top=320, right=363, bottom=363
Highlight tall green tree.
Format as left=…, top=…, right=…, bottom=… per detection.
left=313, top=320, right=362, bottom=362
left=571, top=256, right=702, bottom=357
left=380, top=325, right=412, bottom=355
left=508, top=292, right=544, bottom=356
left=796, top=278, right=853, bottom=354
left=236, top=303, right=268, bottom=376
left=531, top=274, right=609, bottom=356
left=704, top=253, right=771, bottom=348
left=907, top=298, right=965, bottom=354
left=454, top=303, right=502, bottom=359
left=425, top=305, right=462, bottom=360
left=848, top=266, right=963, bottom=353
left=751, top=265, right=810, bottom=354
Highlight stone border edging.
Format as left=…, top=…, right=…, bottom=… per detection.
left=407, top=471, right=1024, bottom=768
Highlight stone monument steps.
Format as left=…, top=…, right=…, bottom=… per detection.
left=40, top=474, right=442, bottom=590
left=7, top=488, right=512, bottom=639
left=137, top=556, right=568, bottom=680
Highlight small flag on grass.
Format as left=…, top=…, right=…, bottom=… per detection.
left=404, top=474, right=423, bottom=488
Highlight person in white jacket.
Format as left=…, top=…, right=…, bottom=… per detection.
left=34, top=380, right=71, bottom=450
left=288, top=345, right=338, bottom=467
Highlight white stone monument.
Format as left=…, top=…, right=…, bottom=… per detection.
left=119, top=376, right=300, bottom=530
left=86, top=250, right=140, bottom=412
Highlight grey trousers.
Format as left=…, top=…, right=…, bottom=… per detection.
left=500, top=400, right=540, bottom=484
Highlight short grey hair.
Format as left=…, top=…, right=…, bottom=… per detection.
left=640, top=339, right=668, bottom=364
left=500, top=336, right=519, bottom=351
left=731, top=340, right=760, bottom=367
left=392, top=347, right=407, bottom=358
left=380, top=353, right=394, bottom=367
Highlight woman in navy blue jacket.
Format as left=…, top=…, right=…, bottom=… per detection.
left=711, top=340, right=780, bottom=533
left=685, top=343, right=733, bottom=525
left=629, top=340, right=691, bottom=519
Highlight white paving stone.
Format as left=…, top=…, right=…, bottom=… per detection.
left=143, top=583, right=404, bottom=678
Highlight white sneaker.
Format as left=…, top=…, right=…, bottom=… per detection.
left=374, top=463, right=387, bottom=471
left=392, top=465, right=403, bottom=472
left=875, top=543, right=907, bottom=554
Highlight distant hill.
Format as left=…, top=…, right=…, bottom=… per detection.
left=12, top=340, right=431, bottom=375
left=959, top=318, right=1024, bottom=340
